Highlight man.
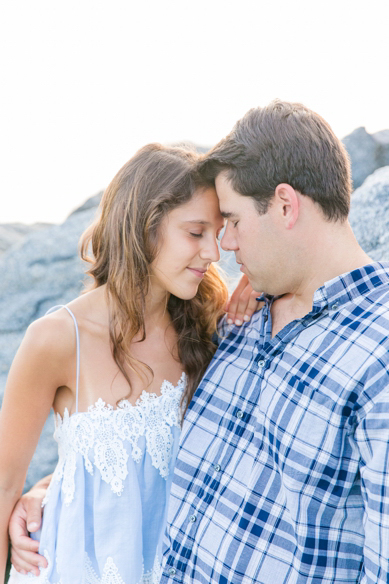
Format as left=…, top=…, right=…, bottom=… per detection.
left=158, top=101, right=389, bottom=583
left=10, top=101, right=389, bottom=583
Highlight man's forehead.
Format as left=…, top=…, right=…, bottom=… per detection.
left=215, top=170, right=233, bottom=190
left=215, top=174, right=242, bottom=218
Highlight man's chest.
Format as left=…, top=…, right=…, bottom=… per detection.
left=186, top=321, right=372, bottom=474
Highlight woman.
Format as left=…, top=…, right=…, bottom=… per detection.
left=1, top=143, right=257, bottom=583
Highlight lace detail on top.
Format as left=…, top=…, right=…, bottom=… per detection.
left=51, top=374, right=185, bottom=505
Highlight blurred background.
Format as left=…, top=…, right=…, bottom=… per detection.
left=1, top=0, right=389, bottom=491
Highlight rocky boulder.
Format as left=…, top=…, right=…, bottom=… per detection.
left=0, top=223, right=51, bottom=255
left=342, top=127, right=389, bottom=189
left=349, top=166, right=389, bottom=259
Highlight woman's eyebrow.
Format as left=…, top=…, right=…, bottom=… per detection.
left=182, top=220, right=210, bottom=225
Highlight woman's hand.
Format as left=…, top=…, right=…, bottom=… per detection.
left=9, top=476, right=51, bottom=576
left=226, top=274, right=262, bottom=325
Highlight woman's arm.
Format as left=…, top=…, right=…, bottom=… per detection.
left=0, top=315, right=71, bottom=580
left=226, top=274, right=261, bottom=325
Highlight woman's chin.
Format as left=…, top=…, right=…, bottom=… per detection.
left=170, top=285, right=199, bottom=301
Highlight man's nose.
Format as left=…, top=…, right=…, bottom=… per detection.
left=220, top=223, right=238, bottom=251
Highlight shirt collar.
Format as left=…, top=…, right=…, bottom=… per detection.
left=256, top=262, right=389, bottom=313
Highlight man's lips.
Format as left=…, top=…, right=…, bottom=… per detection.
left=235, top=259, right=244, bottom=271
left=187, top=267, right=207, bottom=278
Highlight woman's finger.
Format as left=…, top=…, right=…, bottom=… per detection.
left=227, top=275, right=251, bottom=324
left=244, top=290, right=263, bottom=317
left=10, top=548, right=43, bottom=576
left=228, top=284, right=253, bottom=325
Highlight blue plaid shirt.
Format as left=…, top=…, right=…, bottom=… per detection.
left=160, top=262, right=389, bottom=583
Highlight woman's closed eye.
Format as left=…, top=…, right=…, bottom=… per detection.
left=190, top=232, right=203, bottom=238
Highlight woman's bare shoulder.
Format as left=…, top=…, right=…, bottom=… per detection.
left=23, top=287, right=107, bottom=362
left=23, top=306, right=78, bottom=362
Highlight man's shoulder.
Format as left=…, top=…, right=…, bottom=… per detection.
left=216, top=310, right=263, bottom=347
left=354, top=273, right=389, bottom=316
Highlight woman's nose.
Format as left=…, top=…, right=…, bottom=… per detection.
left=200, top=237, right=220, bottom=262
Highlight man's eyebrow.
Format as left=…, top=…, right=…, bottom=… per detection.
left=220, top=211, right=236, bottom=219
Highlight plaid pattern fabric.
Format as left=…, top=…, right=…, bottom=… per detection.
left=160, top=263, right=389, bottom=584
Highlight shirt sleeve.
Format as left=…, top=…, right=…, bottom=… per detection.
left=354, top=387, right=389, bottom=583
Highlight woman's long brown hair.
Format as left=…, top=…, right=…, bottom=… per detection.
left=80, top=143, right=228, bottom=417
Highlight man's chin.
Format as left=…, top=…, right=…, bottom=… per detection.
left=245, top=275, right=263, bottom=295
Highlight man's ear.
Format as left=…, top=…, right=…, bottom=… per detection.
left=274, top=183, right=299, bottom=229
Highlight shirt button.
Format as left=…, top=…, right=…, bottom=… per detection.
left=189, top=514, right=197, bottom=523
left=236, top=410, right=244, bottom=419
left=214, top=463, right=221, bottom=472
left=168, top=567, right=176, bottom=576
left=331, top=303, right=339, bottom=310
left=258, top=359, right=265, bottom=367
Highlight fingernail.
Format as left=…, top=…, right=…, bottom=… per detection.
left=227, top=319, right=233, bottom=325
left=28, top=522, right=39, bottom=530
left=20, top=570, right=27, bottom=575
left=235, top=319, right=242, bottom=326
left=243, top=315, right=250, bottom=321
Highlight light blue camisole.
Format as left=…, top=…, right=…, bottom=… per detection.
left=9, top=305, right=185, bottom=584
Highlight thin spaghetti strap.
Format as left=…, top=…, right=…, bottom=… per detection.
left=45, top=305, right=81, bottom=414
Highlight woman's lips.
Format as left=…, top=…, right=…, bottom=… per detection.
left=187, top=268, right=206, bottom=278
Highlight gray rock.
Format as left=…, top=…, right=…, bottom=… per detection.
left=342, top=127, right=389, bottom=190
left=349, top=166, right=389, bottom=260
left=0, top=222, right=51, bottom=255
left=374, top=130, right=389, bottom=167
left=68, top=192, right=103, bottom=217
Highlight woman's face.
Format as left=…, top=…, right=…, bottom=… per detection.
left=151, top=187, right=224, bottom=300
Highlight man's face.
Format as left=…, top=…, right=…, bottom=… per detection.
left=215, top=172, right=288, bottom=295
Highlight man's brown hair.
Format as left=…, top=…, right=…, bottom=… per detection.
left=199, top=100, right=352, bottom=221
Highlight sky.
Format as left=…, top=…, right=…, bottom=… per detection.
left=1, top=0, right=389, bottom=225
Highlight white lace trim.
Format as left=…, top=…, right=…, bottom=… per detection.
left=9, top=550, right=161, bottom=584
left=84, top=553, right=161, bottom=584
left=84, top=554, right=125, bottom=584
left=49, top=374, right=185, bottom=505
left=139, top=554, right=162, bottom=584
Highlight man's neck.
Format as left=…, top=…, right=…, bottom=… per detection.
left=270, top=221, right=372, bottom=337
